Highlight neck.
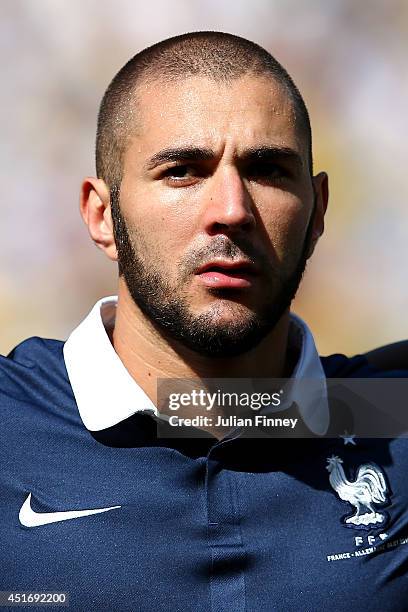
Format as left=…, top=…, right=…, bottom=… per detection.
left=112, top=281, right=291, bottom=407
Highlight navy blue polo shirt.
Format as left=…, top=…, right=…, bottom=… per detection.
left=1, top=299, right=408, bottom=611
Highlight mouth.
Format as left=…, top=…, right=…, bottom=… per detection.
left=195, top=260, right=258, bottom=289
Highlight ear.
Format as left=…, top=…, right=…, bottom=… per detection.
left=79, top=177, right=118, bottom=263
left=306, top=171, right=329, bottom=258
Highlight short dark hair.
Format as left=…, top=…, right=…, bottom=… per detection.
left=95, top=31, right=313, bottom=196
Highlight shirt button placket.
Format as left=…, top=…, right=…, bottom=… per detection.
left=205, top=436, right=247, bottom=612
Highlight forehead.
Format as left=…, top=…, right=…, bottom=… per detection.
left=128, top=74, right=305, bottom=159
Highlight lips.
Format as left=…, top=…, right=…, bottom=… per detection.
left=195, top=260, right=258, bottom=289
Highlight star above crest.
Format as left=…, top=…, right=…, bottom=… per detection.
left=340, top=431, right=356, bottom=446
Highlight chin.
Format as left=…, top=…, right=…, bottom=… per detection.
left=194, top=298, right=257, bottom=320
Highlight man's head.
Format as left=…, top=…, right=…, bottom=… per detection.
left=81, top=31, right=328, bottom=357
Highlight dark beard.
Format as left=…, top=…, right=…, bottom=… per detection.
left=110, top=188, right=314, bottom=358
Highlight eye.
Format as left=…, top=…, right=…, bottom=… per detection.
left=247, top=161, right=288, bottom=184
left=162, top=164, right=198, bottom=184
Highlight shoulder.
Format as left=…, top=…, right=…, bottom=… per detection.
left=1, top=336, right=65, bottom=373
left=321, top=352, right=408, bottom=378
left=0, top=338, right=81, bottom=485
left=0, top=336, right=74, bottom=410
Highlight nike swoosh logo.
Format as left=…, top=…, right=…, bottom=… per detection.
left=19, top=493, right=121, bottom=527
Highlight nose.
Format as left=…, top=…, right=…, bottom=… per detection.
left=201, top=167, right=256, bottom=236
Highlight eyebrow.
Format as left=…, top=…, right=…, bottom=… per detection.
left=144, top=145, right=303, bottom=171
left=145, top=147, right=214, bottom=171
left=241, top=146, right=303, bottom=168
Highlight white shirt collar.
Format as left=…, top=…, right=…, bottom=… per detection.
left=63, top=296, right=329, bottom=435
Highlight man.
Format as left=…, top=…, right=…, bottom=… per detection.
left=1, top=32, right=407, bottom=611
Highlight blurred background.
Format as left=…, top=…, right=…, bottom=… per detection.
left=1, top=0, right=407, bottom=356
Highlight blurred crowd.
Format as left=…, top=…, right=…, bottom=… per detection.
left=1, top=0, right=407, bottom=355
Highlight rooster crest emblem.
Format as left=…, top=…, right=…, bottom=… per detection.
left=326, top=455, right=390, bottom=530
